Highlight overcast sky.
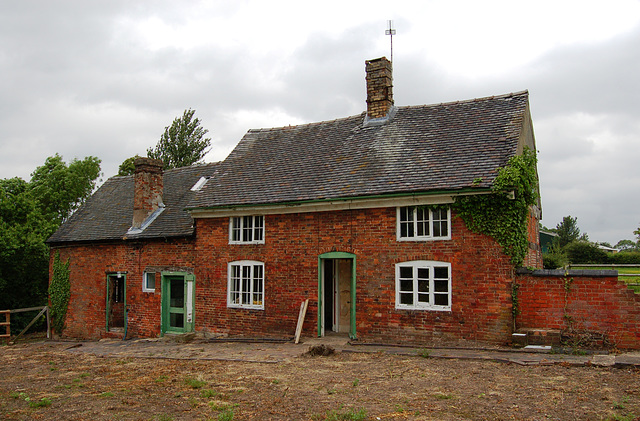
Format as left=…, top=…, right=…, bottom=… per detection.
left=1, top=0, right=639, bottom=245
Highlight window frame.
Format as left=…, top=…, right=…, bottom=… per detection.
left=227, top=260, right=265, bottom=310
left=229, top=215, right=265, bottom=244
left=142, top=271, right=156, bottom=293
left=395, top=261, right=452, bottom=311
left=396, top=206, right=451, bottom=241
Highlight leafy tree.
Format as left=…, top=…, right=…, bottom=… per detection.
left=0, top=155, right=101, bottom=333
left=563, top=241, right=609, bottom=264
left=147, top=109, right=211, bottom=169
left=615, top=239, right=639, bottom=251
left=0, top=178, right=53, bottom=327
left=554, top=215, right=582, bottom=248
left=29, top=154, right=102, bottom=224
left=118, top=155, right=141, bottom=176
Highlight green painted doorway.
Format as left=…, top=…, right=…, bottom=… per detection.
left=161, top=273, right=195, bottom=334
left=106, top=272, right=126, bottom=333
left=318, top=252, right=356, bottom=340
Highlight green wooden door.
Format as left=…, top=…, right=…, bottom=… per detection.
left=162, top=273, right=195, bottom=334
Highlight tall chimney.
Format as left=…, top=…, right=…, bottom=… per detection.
left=365, top=57, right=394, bottom=119
left=132, top=157, right=164, bottom=229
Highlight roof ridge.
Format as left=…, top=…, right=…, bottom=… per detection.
left=247, top=112, right=366, bottom=133
left=245, top=91, right=528, bottom=133
left=403, top=90, right=529, bottom=110
left=163, top=161, right=220, bottom=174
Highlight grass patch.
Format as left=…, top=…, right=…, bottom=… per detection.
left=217, top=407, right=235, bottom=421
left=434, top=392, right=454, bottom=400
left=185, top=377, right=207, bottom=389
left=28, top=397, right=52, bottom=408
left=201, top=389, right=218, bottom=398
left=316, top=407, right=367, bottom=421
left=99, top=391, right=114, bottom=398
left=209, top=401, right=239, bottom=411
left=10, top=392, right=52, bottom=408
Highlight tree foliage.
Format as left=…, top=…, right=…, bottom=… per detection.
left=0, top=155, right=101, bottom=332
left=0, top=178, right=53, bottom=318
left=147, top=109, right=211, bottom=169
left=615, top=239, right=639, bottom=251
left=553, top=215, right=582, bottom=248
left=29, top=154, right=102, bottom=224
left=563, top=241, right=609, bottom=264
left=117, top=155, right=141, bottom=176
left=453, top=148, right=538, bottom=266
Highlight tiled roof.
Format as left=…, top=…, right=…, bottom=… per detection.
left=188, top=91, right=529, bottom=209
left=47, top=162, right=219, bottom=244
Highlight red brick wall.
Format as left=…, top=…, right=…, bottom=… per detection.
left=194, top=207, right=516, bottom=345
left=516, top=270, right=640, bottom=349
left=49, top=238, right=195, bottom=339
left=523, top=209, right=542, bottom=269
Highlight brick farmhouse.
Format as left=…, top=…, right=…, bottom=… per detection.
left=47, top=57, right=640, bottom=348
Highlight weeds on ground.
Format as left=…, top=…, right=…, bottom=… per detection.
left=606, top=414, right=639, bottom=421
left=217, top=407, right=235, bottom=421
left=28, top=397, right=52, bottom=408
left=313, top=406, right=367, bottom=421
left=10, top=391, right=51, bottom=408
left=434, top=392, right=454, bottom=400
left=201, top=389, right=218, bottom=398
left=185, top=377, right=207, bottom=389
left=208, top=402, right=238, bottom=411
left=418, top=348, right=431, bottom=358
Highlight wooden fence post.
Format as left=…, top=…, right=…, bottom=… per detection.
left=0, top=310, right=10, bottom=341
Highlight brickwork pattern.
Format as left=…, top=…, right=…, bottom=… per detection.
left=365, top=57, right=393, bottom=119
left=194, top=208, right=516, bottom=345
left=516, top=271, right=640, bottom=349
left=50, top=238, right=195, bottom=339
left=132, top=157, right=164, bottom=228
left=523, top=210, right=543, bottom=268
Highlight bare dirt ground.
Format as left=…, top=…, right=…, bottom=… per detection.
left=1, top=340, right=640, bottom=421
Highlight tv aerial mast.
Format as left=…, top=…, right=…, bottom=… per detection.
left=385, top=20, right=396, bottom=64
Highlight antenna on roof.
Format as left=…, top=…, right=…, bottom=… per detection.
left=385, top=20, right=396, bottom=64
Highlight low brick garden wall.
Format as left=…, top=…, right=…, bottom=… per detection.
left=516, top=269, right=640, bottom=349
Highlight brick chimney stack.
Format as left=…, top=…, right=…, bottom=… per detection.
left=132, top=157, right=164, bottom=229
left=365, top=57, right=394, bottom=119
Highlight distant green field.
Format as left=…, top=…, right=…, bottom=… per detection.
left=569, top=265, right=640, bottom=293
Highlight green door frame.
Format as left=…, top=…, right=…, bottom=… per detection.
left=105, top=272, right=127, bottom=332
left=317, top=252, right=357, bottom=340
left=161, top=272, right=195, bottom=335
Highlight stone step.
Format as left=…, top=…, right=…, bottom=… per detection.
left=513, top=328, right=561, bottom=347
